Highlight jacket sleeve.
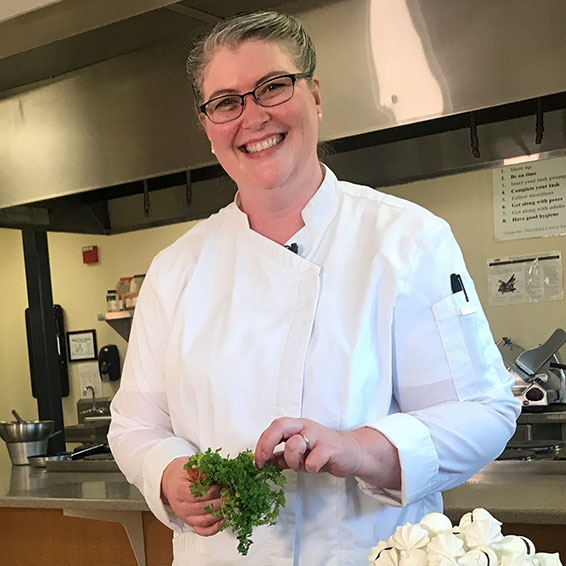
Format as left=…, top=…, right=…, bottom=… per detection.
left=107, top=259, right=196, bottom=533
left=358, top=220, right=520, bottom=506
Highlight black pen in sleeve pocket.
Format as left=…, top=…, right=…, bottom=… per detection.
left=450, top=273, right=469, bottom=302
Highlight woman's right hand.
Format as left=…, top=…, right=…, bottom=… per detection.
left=160, top=457, right=225, bottom=536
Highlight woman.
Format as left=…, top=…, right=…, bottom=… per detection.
left=108, top=11, right=519, bottom=565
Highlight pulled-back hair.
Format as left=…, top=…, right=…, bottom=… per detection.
left=186, top=11, right=316, bottom=107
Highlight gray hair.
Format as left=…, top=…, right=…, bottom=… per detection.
left=186, top=11, right=316, bottom=107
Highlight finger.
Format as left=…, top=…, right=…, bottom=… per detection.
left=186, top=496, right=223, bottom=516
left=255, top=417, right=304, bottom=467
left=270, top=450, right=289, bottom=469
left=305, top=430, right=359, bottom=476
left=187, top=506, right=223, bottom=528
left=194, top=484, right=224, bottom=501
left=283, top=434, right=310, bottom=472
left=193, top=517, right=225, bottom=537
left=186, top=483, right=224, bottom=504
left=176, top=496, right=224, bottom=529
left=304, top=445, right=330, bottom=474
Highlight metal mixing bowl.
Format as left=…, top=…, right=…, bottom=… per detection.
left=0, top=420, right=55, bottom=443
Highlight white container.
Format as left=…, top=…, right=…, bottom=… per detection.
left=126, top=274, right=146, bottom=308
left=130, top=274, right=145, bottom=295
left=115, top=277, right=133, bottom=310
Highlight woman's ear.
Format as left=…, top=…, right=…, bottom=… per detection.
left=311, top=75, right=322, bottom=117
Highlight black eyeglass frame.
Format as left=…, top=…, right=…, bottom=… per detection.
left=199, top=72, right=313, bottom=123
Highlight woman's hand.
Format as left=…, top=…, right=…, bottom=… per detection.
left=160, top=457, right=225, bottom=536
left=254, top=418, right=401, bottom=490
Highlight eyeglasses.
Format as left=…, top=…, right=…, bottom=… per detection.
left=199, top=72, right=312, bottom=124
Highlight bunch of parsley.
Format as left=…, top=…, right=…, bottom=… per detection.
left=185, top=448, right=287, bottom=556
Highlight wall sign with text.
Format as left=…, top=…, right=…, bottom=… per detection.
left=493, top=154, right=566, bottom=241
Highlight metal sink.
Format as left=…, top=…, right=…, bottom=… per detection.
left=77, top=397, right=111, bottom=424
left=65, top=394, right=112, bottom=445
left=64, top=421, right=110, bottom=444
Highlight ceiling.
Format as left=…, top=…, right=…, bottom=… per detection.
left=0, top=0, right=289, bottom=94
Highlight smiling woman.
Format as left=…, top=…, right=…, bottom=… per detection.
left=194, top=38, right=324, bottom=243
left=108, top=11, right=520, bottom=566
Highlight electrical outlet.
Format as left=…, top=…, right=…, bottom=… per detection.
left=77, top=361, right=103, bottom=398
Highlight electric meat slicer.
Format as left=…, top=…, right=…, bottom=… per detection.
left=497, top=329, right=566, bottom=408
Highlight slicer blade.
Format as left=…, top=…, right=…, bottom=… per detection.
left=516, top=329, right=566, bottom=376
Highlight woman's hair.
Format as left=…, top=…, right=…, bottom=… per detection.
left=186, top=11, right=316, bottom=107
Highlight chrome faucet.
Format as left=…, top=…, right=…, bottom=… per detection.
left=81, top=386, right=105, bottom=417
left=84, top=385, right=95, bottom=402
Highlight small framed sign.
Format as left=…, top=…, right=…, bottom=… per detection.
left=66, top=329, right=98, bottom=362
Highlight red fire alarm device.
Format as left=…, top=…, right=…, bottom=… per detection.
left=82, top=245, right=99, bottom=264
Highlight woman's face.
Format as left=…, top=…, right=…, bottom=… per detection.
left=200, top=40, right=322, bottom=194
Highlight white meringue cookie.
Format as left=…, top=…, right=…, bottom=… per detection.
left=519, top=536, right=537, bottom=555
left=370, top=540, right=393, bottom=562
left=428, top=532, right=465, bottom=559
left=500, top=551, right=534, bottom=566
left=428, top=556, right=460, bottom=566
left=420, top=513, right=453, bottom=536
left=390, top=524, right=430, bottom=551
left=457, top=548, right=497, bottom=565
left=457, top=509, right=502, bottom=531
left=370, top=547, right=399, bottom=565
left=458, top=518, right=504, bottom=549
left=494, top=535, right=535, bottom=558
left=399, top=549, right=427, bottom=566
left=532, top=552, right=564, bottom=566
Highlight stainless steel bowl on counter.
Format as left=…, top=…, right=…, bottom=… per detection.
left=0, top=420, right=55, bottom=443
left=0, top=420, right=55, bottom=466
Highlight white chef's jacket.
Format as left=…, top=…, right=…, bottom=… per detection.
left=108, top=166, right=519, bottom=566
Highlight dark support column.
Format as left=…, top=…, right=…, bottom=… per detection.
left=21, top=230, right=66, bottom=453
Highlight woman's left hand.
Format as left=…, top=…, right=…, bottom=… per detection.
left=255, top=417, right=401, bottom=489
left=255, top=417, right=360, bottom=476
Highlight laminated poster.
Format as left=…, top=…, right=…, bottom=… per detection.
left=493, top=154, right=566, bottom=241
left=487, top=252, right=563, bottom=306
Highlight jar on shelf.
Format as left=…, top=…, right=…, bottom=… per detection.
left=115, top=277, right=133, bottom=310
left=106, top=289, right=119, bottom=312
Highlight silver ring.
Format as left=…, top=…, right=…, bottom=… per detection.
left=300, top=432, right=311, bottom=451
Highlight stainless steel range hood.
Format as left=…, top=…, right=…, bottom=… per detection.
left=1, top=0, right=565, bottom=233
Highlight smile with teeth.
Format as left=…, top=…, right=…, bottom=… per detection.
left=241, top=134, right=285, bottom=154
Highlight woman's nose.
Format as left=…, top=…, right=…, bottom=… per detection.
left=240, top=95, right=269, bottom=127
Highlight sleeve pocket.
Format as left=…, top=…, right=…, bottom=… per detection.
left=431, top=291, right=485, bottom=401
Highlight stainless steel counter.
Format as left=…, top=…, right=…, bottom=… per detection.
left=2, top=450, right=566, bottom=525
left=443, top=460, right=566, bottom=525
left=0, top=452, right=147, bottom=511
left=518, top=411, right=566, bottom=424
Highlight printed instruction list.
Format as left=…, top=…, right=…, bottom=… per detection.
left=493, top=154, right=566, bottom=241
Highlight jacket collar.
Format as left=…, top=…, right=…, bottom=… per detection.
left=231, top=163, right=338, bottom=232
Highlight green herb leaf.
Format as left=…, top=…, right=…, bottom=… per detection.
left=184, top=448, right=287, bottom=556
